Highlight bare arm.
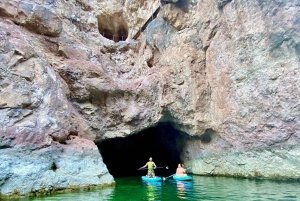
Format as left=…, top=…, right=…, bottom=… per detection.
left=141, top=162, right=148, bottom=168
left=153, top=162, right=157, bottom=169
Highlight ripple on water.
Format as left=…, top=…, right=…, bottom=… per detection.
left=12, top=176, right=300, bottom=201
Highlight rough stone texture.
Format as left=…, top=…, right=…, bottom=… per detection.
left=185, top=144, right=300, bottom=178
left=161, top=3, right=187, bottom=30
left=179, top=0, right=300, bottom=178
left=123, top=0, right=161, bottom=38
left=0, top=0, right=300, bottom=198
left=0, top=0, right=62, bottom=36
left=0, top=2, right=114, bottom=197
left=216, top=0, right=232, bottom=10
left=0, top=137, right=113, bottom=198
left=146, top=18, right=178, bottom=51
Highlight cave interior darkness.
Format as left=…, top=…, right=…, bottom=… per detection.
left=97, top=123, right=188, bottom=177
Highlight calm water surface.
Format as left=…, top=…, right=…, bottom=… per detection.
left=17, top=175, right=300, bottom=201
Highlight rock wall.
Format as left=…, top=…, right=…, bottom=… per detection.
left=0, top=137, right=113, bottom=198
left=180, top=0, right=300, bottom=178
left=0, top=0, right=119, bottom=197
left=0, top=0, right=300, bottom=198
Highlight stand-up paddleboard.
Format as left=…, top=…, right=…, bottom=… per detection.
left=173, top=175, right=192, bottom=181
left=141, top=176, right=162, bottom=182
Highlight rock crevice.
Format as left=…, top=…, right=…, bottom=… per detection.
left=0, top=0, right=300, bottom=198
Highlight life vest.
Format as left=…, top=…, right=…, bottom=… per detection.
left=148, top=162, right=153, bottom=169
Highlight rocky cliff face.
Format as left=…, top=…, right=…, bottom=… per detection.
left=0, top=0, right=300, bottom=198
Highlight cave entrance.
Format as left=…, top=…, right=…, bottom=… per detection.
left=97, top=122, right=187, bottom=177
left=97, top=12, right=128, bottom=42
left=162, top=0, right=189, bottom=12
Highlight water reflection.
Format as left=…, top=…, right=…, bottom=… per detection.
left=15, top=187, right=115, bottom=201
left=142, top=181, right=162, bottom=201
left=13, top=176, right=300, bottom=201
left=176, top=181, right=192, bottom=200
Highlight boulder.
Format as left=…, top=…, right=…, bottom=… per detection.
left=146, top=18, right=178, bottom=51
left=17, top=2, right=62, bottom=36
left=0, top=137, right=114, bottom=197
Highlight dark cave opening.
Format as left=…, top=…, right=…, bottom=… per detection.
left=175, top=0, right=189, bottom=13
left=97, top=13, right=128, bottom=42
left=97, top=123, right=187, bottom=177
left=99, top=26, right=128, bottom=42
left=162, top=0, right=190, bottom=13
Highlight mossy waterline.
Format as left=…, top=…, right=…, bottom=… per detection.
left=0, top=183, right=115, bottom=199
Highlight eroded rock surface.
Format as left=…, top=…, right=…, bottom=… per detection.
left=0, top=0, right=300, bottom=198
left=0, top=2, right=114, bottom=197
left=0, top=137, right=113, bottom=198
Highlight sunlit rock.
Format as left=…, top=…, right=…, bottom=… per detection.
left=0, top=0, right=300, bottom=198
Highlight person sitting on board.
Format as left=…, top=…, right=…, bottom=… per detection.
left=181, top=164, right=187, bottom=174
left=176, top=164, right=187, bottom=177
left=140, top=157, right=157, bottom=178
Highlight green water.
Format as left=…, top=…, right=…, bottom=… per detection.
left=16, top=175, right=300, bottom=201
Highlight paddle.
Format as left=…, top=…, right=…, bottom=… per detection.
left=163, top=174, right=175, bottom=181
left=138, top=166, right=169, bottom=170
left=163, top=167, right=191, bottom=181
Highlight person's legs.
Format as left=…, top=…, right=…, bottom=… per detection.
left=151, top=169, right=156, bottom=177
left=148, top=169, right=155, bottom=177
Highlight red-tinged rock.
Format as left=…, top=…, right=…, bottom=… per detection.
left=17, top=2, right=62, bottom=36
left=1, top=0, right=300, bottom=198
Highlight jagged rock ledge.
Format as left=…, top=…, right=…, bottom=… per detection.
left=0, top=0, right=300, bottom=198
left=0, top=137, right=114, bottom=199
left=185, top=144, right=300, bottom=180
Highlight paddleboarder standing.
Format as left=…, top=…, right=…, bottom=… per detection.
left=140, top=157, right=157, bottom=177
